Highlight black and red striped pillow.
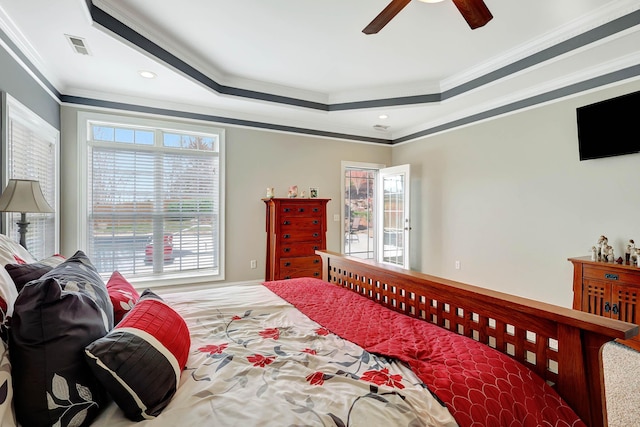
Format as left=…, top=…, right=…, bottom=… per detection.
left=84, top=289, right=190, bottom=421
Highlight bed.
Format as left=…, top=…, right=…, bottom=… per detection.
left=0, top=236, right=636, bottom=427
left=315, top=250, right=639, bottom=427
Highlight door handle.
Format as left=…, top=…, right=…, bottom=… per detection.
left=604, top=302, right=611, bottom=313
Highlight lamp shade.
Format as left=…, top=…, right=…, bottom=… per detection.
left=0, top=179, right=53, bottom=214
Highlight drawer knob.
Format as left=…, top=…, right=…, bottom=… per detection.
left=314, top=259, right=319, bottom=264
left=299, top=208, right=305, bottom=212
left=313, top=208, right=319, bottom=212
left=284, top=208, right=291, bottom=212
left=283, top=220, right=291, bottom=225
left=605, top=273, right=619, bottom=280
left=284, top=234, right=291, bottom=239
left=284, top=248, right=291, bottom=253
left=312, top=233, right=319, bottom=238
left=313, top=220, right=319, bottom=224
left=313, top=246, right=319, bottom=250
left=284, top=262, right=291, bottom=267
left=284, top=276, right=291, bottom=279
left=313, top=272, right=320, bottom=277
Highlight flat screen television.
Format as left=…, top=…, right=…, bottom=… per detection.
left=576, top=89, right=640, bottom=161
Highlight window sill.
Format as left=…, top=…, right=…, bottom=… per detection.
left=126, top=270, right=224, bottom=291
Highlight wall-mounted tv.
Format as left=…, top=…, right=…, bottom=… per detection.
left=576, top=89, right=640, bottom=161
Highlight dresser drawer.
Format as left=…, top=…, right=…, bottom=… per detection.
left=279, top=203, right=325, bottom=217
left=278, top=229, right=323, bottom=243
left=279, top=256, right=322, bottom=279
left=280, top=269, right=322, bottom=280
left=280, top=217, right=323, bottom=231
left=280, top=255, right=322, bottom=270
left=583, top=265, right=640, bottom=284
left=278, top=242, right=322, bottom=257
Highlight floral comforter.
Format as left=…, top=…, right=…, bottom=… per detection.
left=92, top=282, right=457, bottom=426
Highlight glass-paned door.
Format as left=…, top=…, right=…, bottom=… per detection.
left=377, top=165, right=410, bottom=269
left=343, top=163, right=411, bottom=269
left=344, top=167, right=376, bottom=259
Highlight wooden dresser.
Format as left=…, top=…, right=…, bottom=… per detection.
left=264, top=198, right=330, bottom=281
left=569, top=256, right=640, bottom=347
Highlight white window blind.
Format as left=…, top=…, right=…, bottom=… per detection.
left=85, top=117, right=223, bottom=280
left=3, top=95, right=58, bottom=259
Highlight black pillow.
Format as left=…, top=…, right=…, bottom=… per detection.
left=9, top=250, right=114, bottom=427
left=4, top=262, right=52, bottom=291
left=4, top=254, right=65, bottom=292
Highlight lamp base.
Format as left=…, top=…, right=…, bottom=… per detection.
left=16, top=212, right=29, bottom=249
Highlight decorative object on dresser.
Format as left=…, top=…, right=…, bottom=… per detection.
left=265, top=187, right=274, bottom=199
left=596, top=235, right=608, bottom=260
left=569, top=256, right=640, bottom=350
left=627, top=239, right=636, bottom=264
left=263, top=198, right=329, bottom=280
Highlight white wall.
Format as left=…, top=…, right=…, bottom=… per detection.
left=393, top=80, right=640, bottom=307
left=59, top=106, right=391, bottom=282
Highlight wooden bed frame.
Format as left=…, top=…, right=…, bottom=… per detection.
left=317, top=250, right=638, bottom=427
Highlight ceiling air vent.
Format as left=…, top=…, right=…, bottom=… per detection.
left=65, top=34, right=91, bottom=55
left=373, top=124, right=390, bottom=132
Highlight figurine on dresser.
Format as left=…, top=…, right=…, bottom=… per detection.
left=604, top=245, right=615, bottom=263
left=626, top=239, right=636, bottom=264
left=596, top=235, right=608, bottom=260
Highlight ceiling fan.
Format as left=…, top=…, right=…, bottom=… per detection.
left=363, top=0, right=493, bottom=35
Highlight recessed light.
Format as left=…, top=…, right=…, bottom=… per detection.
left=379, top=114, right=389, bottom=120
left=138, top=70, right=157, bottom=79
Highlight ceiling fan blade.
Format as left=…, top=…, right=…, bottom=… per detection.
left=451, top=0, right=493, bottom=29
left=363, top=0, right=412, bottom=35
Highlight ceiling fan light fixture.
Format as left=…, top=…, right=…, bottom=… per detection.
left=417, top=0, right=445, bottom=3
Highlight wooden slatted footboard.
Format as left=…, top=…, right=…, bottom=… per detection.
left=317, top=250, right=638, bottom=427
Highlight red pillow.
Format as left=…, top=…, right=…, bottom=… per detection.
left=106, top=271, right=140, bottom=324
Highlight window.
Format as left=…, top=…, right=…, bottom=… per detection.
left=2, top=94, right=59, bottom=259
left=80, top=113, right=225, bottom=283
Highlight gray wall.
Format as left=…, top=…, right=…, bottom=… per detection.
left=0, top=34, right=59, bottom=130
left=393, top=79, right=640, bottom=307
left=0, top=35, right=59, bottom=237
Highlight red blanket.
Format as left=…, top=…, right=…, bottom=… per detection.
left=264, top=278, right=585, bottom=427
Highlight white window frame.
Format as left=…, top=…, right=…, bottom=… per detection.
left=1, top=92, right=60, bottom=257
left=77, top=111, right=225, bottom=287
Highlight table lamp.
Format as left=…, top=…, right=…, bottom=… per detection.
left=0, top=179, right=53, bottom=249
